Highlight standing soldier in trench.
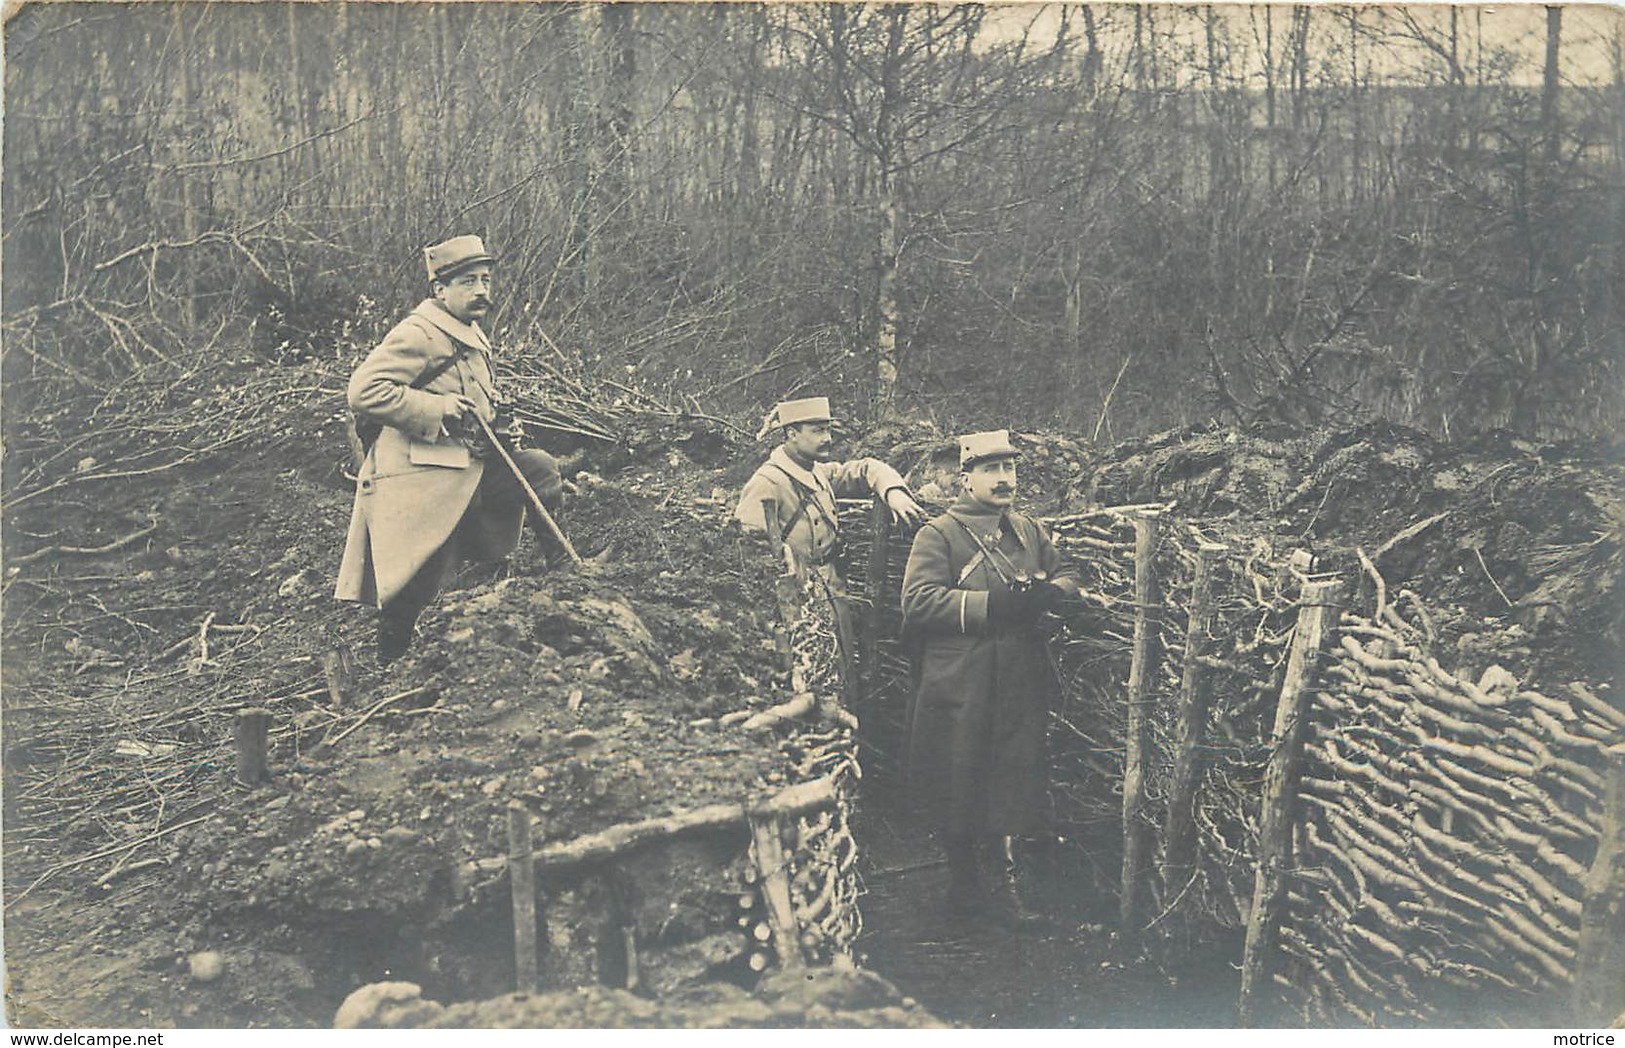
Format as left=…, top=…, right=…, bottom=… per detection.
left=900, top=430, right=1080, bottom=929
left=734, top=396, right=929, bottom=692
left=335, top=235, right=568, bottom=662
left=734, top=395, right=928, bottom=582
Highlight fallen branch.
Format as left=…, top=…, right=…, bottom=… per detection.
left=11, top=516, right=159, bottom=566
left=473, top=777, right=837, bottom=876
left=1372, top=512, right=1448, bottom=559
left=1473, top=547, right=1515, bottom=607
left=95, top=856, right=169, bottom=890
left=5, top=815, right=210, bottom=910
left=742, top=692, right=817, bottom=732
left=318, top=687, right=427, bottom=749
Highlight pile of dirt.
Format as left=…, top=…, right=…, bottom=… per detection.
left=1, top=412, right=862, bottom=1027
left=1065, top=420, right=1625, bottom=689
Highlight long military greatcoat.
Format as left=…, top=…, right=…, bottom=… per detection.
left=334, top=300, right=521, bottom=608
left=900, top=495, right=1078, bottom=836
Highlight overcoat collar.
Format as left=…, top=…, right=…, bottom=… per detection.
left=411, top=299, right=493, bottom=353
left=947, top=494, right=1027, bottom=548
left=768, top=446, right=831, bottom=495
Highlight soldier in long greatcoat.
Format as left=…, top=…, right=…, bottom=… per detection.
left=335, top=235, right=565, bottom=661
left=900, top=429, right=1080, bottom=927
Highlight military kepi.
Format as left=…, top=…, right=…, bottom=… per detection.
left=775, top=397, right=833, bottom=426
left=960, top=429, right=1019, bottom=468
left=424, top=235, right=496, bottom=282
left=757, top=396, right=835, bottom=439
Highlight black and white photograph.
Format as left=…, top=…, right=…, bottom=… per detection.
left=2, top=0, right=1622, bottom=1032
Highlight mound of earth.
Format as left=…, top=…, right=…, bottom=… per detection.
left=1058, top=420, right=1623, bottom=689
left=1, top=417, right=853, bottom=1027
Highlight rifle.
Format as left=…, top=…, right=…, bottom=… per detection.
left=472, top=414, right=582, bottom=566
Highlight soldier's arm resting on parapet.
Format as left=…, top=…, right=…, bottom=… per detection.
left=818, top=458, right=928, bottom=526
left=347, top=324, right=475, bottom=443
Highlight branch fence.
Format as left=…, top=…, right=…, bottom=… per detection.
left=838, top=494, right=1624, bottom=1026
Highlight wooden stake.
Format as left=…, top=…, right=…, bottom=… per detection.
left=1572, top=749, right=1625, bottom=1024
left=234, top=708, right=271, bottom=785
left=508, top=802, right=539, bottom=994
left=1120, top=512, right=1161, bottom=935
left=321, top=645, right=355, bottom=708
left=1161, top=542, right=1226, bottom=898
left=1238, top=577, right=1343, bottom=1027
left=830, top=593, right=860, bottom=710
left=747, top=809, right=805, bottom=971
left=863, top=494, right=892, bottom=675
left=621, top=925, right=639, bottom=992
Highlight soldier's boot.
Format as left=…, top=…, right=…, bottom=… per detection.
left=987, top=836, right=1046, bottom=932
left=376, top=610, right=416, bottom=664
left=943, top=834, right=986, bottom=916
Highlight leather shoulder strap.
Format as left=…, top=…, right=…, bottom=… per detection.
left=400, top=317, right=467, bottom=390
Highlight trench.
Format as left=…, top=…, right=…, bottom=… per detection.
left=253, top=793, right=1241, bottom=1028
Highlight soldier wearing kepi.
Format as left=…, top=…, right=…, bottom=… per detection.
left=335, top=235, right=566, bottom=662
left=900, top=430, right=1080, bottom=928
left=734, top=396, right=927, bottom=583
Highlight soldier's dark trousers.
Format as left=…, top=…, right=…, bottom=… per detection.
left=377, top=448, right=564, bottom=663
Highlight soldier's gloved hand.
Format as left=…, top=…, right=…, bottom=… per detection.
left=988, top=587, right=1043, bottom=625
left=1032, top=579, right=1071, bottom=613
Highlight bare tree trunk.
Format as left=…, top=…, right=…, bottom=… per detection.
left=1263, top=4, right=1277, bottom=190
left=171, top=4, right=198, bottom=327
left=1291, top=7, right=1309, bottom=135
left=1080, top=4, right=1100, bottom=95
left=1348, top=8, right=1362, bottom=204
left=874, top=177, right=900, bottom=414
left=601, top=3, right=636, bottom=207
left=1543, top=5, right=1563, bottom=166
left=571, top=2, right=602, bottom=375
left=871, top=6, right=907, bottom=416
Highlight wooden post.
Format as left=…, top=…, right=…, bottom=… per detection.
left=863, top=496, right=892, bottom=674
left=1161, top=541, right=1226, bottom=898
left=1572, top=749, right=1625, bottom=1025
left=1120, top=512, right=1161, bottom=935
left=1238, top=577, right=1343, bottom=1027
left=234, top=708, right=270, bottom=785
left=830, top=593, right=861, bottom=710
left=747, top=809, right=805, bottom=971
left=508, top=802, right=539, bottom=994
left=321, top=645, right=355, bottom=708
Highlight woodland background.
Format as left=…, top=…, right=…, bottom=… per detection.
left=3, top=2, right=1622, bottom=463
